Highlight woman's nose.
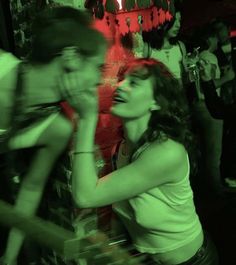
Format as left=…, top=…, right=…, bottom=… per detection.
left=117, top=80, right=130, bottom=91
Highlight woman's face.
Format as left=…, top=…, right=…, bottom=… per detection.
left=61, top=45, right=106, bottom=89
left=166, top=12, right=181, bottom=39
left=111, top=69, right=158, bottom=119
left=79, top=46, right=107, bottom=88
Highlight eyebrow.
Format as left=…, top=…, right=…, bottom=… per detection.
left=129, top=71, right=149, bottom=81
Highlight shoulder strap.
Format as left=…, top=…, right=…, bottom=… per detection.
left=111, top=140, right=124, bottom=170
left=143, top=43, right=152, bottom=58
left=177, top=41, right=185, bottom=57
left=147, top=44, right=152, bottom=58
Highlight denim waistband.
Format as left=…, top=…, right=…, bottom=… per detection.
left=176, top=233, right=208, bottom=265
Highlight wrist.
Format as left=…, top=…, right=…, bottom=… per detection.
left=79, top=114, right=98, bottom=122
left=77, top=116, right=98, bottom=130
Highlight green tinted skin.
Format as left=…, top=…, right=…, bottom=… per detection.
left=0, top=45, right=106, bottom=265
left=71, top=69, right=187, bottom=207
left=166, top=12, right=181, bottom=40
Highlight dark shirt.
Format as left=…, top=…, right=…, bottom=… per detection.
left=214, top=38, right=236, bottom=104
left=202, top=80, right=236, bottom=180
left=202, top=80, right=236, bottom=119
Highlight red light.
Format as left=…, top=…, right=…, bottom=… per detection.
left=230, top=30, right=236, bottom=38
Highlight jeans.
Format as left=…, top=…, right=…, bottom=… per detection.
left=146, top=233, right=219, bottom=265
left=191, top=100, right=223, bottom=191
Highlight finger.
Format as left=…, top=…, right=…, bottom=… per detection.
left=61, top=74, right=74, bottom=99
left=70, top=72, right=84, bottom=89
left=62, top=72, right=83, bottom=99
left=58, top=75, right=68, bottom=99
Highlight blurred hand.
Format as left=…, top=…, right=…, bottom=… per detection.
left=59, top=71, right=99, bottom=119
left=198, top=59, right=216, bottom=82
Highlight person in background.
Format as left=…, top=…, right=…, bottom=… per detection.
left=189, top=24, right=223, bottom=193
left=210, top=19, right=236, bottom=187
left=141, top=9, right=187, bottom=91
left=65, top=58, right=219, bottom=265
left=0, top=6, right=107, bottom=265
left=199, top=45, right=236, bottom=189
left=211, top=19, right=236, bottom=105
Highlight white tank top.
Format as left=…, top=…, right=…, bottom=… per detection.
left=150, top=44, right=183, bottom=79
left=112, top=141, right=202, bottom=254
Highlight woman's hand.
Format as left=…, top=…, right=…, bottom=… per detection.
left=59, top=71, right=99, bottom=119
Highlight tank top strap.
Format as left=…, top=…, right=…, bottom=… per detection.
left=177, top=41, right=184, bottom=58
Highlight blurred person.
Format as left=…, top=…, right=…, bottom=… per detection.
left=0, top=6, right=107, bottom=265
left=142, top=10, right=188, bottom=91
left=211, top=19, right=236, bottom=105
left=65, top=58, right=219, bottom=265
left=190, top=24, right=223, bottom=193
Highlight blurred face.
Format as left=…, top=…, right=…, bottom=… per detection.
left=79, top=46, right=107, bottom=88
left=61, top=45, right=106, bottom=88
left=166, top=12, right=181, bottom=38
left=111, top=69, right=158, bottom=119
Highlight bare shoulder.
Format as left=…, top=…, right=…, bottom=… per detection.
left=137, top=139, right=188, bottom=183
left=143, top=138, right=186, bottom=161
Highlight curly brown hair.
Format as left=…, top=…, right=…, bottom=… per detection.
left=118, top=58, right=196, bottom=171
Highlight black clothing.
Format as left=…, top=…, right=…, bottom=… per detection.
left=214, top=38, right=236, bottom=104
left=202, top=80, right=236, bottom=181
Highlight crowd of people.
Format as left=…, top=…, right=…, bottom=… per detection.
left=0, top=2, right=235, bottom=265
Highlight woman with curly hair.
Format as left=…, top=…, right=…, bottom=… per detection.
left=63, top=58, right=218, bottom=264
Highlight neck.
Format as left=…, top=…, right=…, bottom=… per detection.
left=122, top=113, right=150, bottom=149
left=163, top=38, right=171, bottom=49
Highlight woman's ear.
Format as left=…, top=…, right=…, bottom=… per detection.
left=60, top=46, right=82, bottom=72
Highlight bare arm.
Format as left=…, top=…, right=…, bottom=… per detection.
left=72, top=118, right=187, bottom=208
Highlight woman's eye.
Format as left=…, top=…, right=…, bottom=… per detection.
left=130, top=80, right=138, bottom=86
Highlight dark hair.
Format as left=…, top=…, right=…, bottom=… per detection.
left=118, top=58, right=194, bottom=160
left=30, top=6, right=106, bottom=64
left=195, top=23, right=217, bottom=52
left=120, top=32, right=134, bottom=50
left=142, top=11, right=181, bottom=50
left=211, top=18, right=230, bottom=31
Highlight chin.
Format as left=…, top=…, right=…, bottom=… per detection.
left=110, top=106, right=128, bottom=119
left=110, top=106, right=120, bottom=116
